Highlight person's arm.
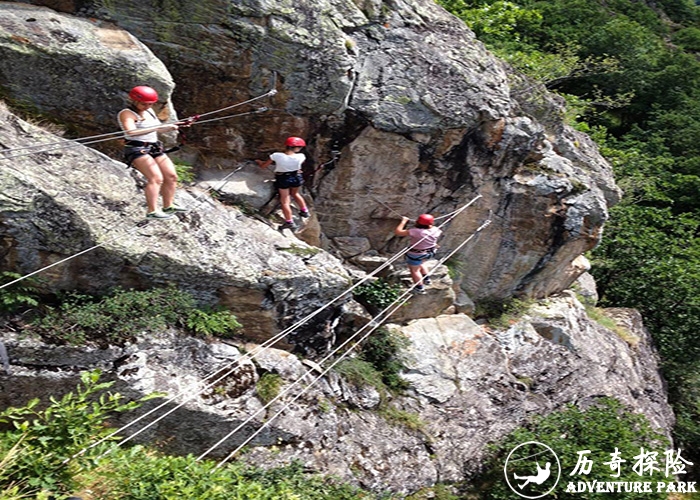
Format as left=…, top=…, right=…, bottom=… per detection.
left=256, top=158, right=273, bottom=169
left=394, top=216, right=410, bottom=237
left=434, top=227, right=443, bottom=248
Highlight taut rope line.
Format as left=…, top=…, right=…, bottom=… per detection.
left=0, top=108, right=270, bottom=162
left=72, top=195, right=482, bottom=462
left=0, top=161, right=251, bottom=293
left=0, top=86, right=276, bottom=159
left=206, top=217, right=493, bottom=469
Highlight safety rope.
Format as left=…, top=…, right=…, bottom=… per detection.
left=0, top=108, right=269, bottom=162
left=369, top=194, right=407, bottom=219
left=0, top=105, right=276, bottom=291
left=206, top=217, right=493, bottom=469
left=74, top=223, right=435, bottom=461
left=0, top=84, right=276, bottom=161
left=183, top=90, right=276, bottom=121
left=71, top=194, right=482, bottom=462
left=0, top=223, right=142, bottom=292
left=0, top=161, right=252, bottom=294
left=0, top=129, right=127, bottom=155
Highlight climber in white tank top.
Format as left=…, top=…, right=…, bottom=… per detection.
left=118, top=85, right=188, bottom=220
left=256, top=136, right=310, bottom=231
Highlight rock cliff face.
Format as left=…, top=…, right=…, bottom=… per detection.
left=0, top=289, right=674, bottom=493
left=0, top=102, right=350, bottom=346
left=0, top=0, right=669, bottom=494
left=0, top=3, right=177, bottom=139
left=1, top=0, right=621, bottom=303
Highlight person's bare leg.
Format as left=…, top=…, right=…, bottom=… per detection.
left=290, top=187, right=308, bottom=212
left=279, top=189, right=293, bottom=221
left=133, top=157, right=164, bottom=213
left=155, top=155, right=178, bottom=208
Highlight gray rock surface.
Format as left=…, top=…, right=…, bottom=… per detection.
left=0, top=294, right=674, bottom=493
left=0, top=102, right=351, bottom=347
left=0, top=2, right=668, bottom=494
left=0, top=3, right=176, bottom=135
left=0, top=0, right=622, bottom=304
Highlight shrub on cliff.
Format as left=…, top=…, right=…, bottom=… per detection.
left=33, top=286, right=241, bottom=345
left=0, top=371, right=378, bottom=499
left=468, top=398, right=669, bottom=499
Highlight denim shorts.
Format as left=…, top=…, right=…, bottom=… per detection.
left=275, top=172, right=303, bottom=189
left=406, top=248, right=435, bottom=266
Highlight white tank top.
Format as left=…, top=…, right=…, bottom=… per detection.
left=119, top=108, right=160, bottom=143
left=270, top=152, right=305, bottom=173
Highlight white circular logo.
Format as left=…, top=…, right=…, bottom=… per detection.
left=504, top=441, right=561, bottom=499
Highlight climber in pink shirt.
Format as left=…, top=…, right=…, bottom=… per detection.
left=394, top=214, right=442, bottom=294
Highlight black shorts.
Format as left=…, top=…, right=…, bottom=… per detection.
left=275, top=172, right=303, bottom=189
left=124, top=140, right=165, bottom=167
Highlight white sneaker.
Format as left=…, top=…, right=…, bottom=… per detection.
left=146, top=210, right=174, bottom=219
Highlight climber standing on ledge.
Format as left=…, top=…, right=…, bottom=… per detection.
left=118, top=85, right=188, bottom=220
left=394, top=214, right=442, bottom=294
left=256, top=136, right=310, bottom=231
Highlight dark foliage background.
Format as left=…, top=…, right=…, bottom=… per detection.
left=437, top=0, right=700, bottom=479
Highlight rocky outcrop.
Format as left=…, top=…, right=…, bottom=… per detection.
left=0, top=102, right=350, bottom=347
left=0, top=1, right=671, bottom=495
left=0, top=3, right=177, bottom=141
left=0, top=292, right=674, bottom=493
left=0, top=0, right=621, bottom=305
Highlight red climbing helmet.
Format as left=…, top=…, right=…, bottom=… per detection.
left=417, top=214, right=434, bottom=226
left=129, top=85, right=159, bottom=104
left=285, top=136, right=306, bottom=148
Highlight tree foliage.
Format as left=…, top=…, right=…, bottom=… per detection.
left=469, top=399, right=668, bottom=499
left=436, top=0, right=700, bottom=476
left=0, top=373, right=377, bottom=499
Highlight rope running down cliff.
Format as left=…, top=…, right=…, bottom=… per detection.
left=0, top=94, right=276, bottom=290
left=0, top=89, right=276, bottom=160
left=204, top=217, right=494, bottom=469
left=68, top=194, right=483, bottom=463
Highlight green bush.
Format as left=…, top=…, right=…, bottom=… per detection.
left=474, top=297, right=533, bottom=329
left=353, top=279, right=403, bottom=310
left=173, top=159, right=196, bottom=184
left=334, top=327, right=410, bottom=400
left=85, top=453, right=373, bottom=500
left=0, top=370, right=148, bottom=496
left=360, top=328, right=410, bottom=392
left=0, top=373, right=379, bottom=499
left=185, top=306, right=242, bottom=336
left=0, top=272, right=41, bottom=313
left=334, top=358, right=386, bottom=394
left=672, top=26, right=700, bottom=51
left=33, top=286, right=242, bottom=345
left=256, top=372, right=283, bottom=404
